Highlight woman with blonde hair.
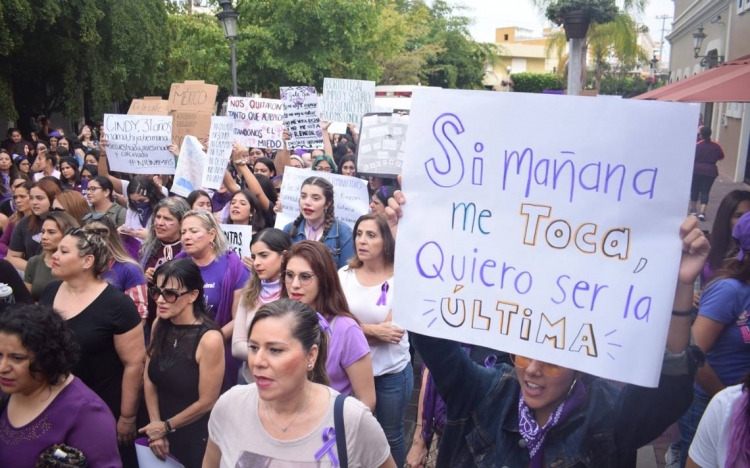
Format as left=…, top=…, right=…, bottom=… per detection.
left=52, top=190, right=91, bottom=226
left=177, top=210, right=249, bottom=391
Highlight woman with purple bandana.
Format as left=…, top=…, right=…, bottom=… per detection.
left=677, top=211, right=750, bottom=467
left=177, top=210, right=248, bottom=392
left=387, top=189, right=707, bottom=468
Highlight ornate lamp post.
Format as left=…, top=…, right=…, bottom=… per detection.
left=216, top=0, right=239, bottom=96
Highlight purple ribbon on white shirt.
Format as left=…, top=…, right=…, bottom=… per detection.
left=484, top=354, right=498, bottom=368
left=314, top=427, right=339, bottom=467
left=316, top=312, right=331, bottom=333
left=376, top=281, right=389, bottom=306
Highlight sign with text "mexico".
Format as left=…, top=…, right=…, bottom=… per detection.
left=393, top=89, right=699, bottom=387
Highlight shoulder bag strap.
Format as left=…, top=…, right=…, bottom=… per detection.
left=334, top=393, right=348, bottom=468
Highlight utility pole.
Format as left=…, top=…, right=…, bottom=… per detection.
left=656, top=14, right=672, bottom=61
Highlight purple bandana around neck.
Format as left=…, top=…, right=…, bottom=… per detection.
left=133, top=202, right=152, bottom=228
left=518, top=379, right=586, bottom=468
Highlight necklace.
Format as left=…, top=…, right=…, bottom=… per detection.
left=172, top=318, right=199, bottom=348
left=306, top=221, right=325, bottom=241
left=264, top=387, right=310, bottom=433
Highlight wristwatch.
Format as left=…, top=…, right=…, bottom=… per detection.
left=164, top=419, right=176, bottom=433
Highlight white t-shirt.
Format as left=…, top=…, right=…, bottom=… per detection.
left=208, top=384, right=391, bottom=468
left=337, top=267, right=410, bottom=376
left=33, top=169, right=61, bottom=181
left=688, top=384, right=743, bottom=468
left=120, top=179, right=169, bottom=198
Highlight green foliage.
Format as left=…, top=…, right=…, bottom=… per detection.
left=510, top=73, right=565, bottom=93
left=596, top=74, right=661, bottom=97
left=544, top=0, right=618, bottom=26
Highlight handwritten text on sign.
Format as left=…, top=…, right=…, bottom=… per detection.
left=204, top=117, right=234, bottom=190
left=392, top=89, right=699, bottom=387
left=227, top=97, right=284, bottom=149
left=274, top=167, right=370, bottom=230
left=281, top=86, right=324, bottom=150
left=103, top=114, right=174, bottom=175
left=221, top=224, right=254, bottom=259
left=321, top=78, right=375, bottom=124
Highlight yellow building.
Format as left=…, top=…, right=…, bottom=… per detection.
left=483, top=27, right=563, bottom=91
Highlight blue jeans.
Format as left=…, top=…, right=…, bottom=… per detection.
left=374, top=362, right=414, bottom=467
left=676, top=387, right=711, bottom=468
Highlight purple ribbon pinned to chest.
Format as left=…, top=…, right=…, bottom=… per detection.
left=376, top=281, right=389, bottom=306
left=314, top=427, right=339, bottom=467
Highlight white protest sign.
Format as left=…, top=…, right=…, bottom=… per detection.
left=221, top=224, right=254, bottom=259
left=171, top=136, right=207, bottom=197
left=321, top=78, right=375, bottom=124
left=226, top=97, right=284, bottom=150
left=204, top=117, right=234, bottom=190
left=393, top=88, right=700, bottom=387
left=281, top=86, right=324, bottom=150
left=328, top=122, right=348, bottom=135
left=103, top=114, right=174, bottom=174
left=356, top=113, right=409, bottom=177
left=274, top=166, right=369, bottom=230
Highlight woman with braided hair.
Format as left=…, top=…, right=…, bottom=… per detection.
left=282, top=176, right=354, bottom=268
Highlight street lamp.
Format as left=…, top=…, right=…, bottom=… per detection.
left=692, top=26, right=724, bottom=68
left=216, top=0, right=239, bottom=96
left=647, top=54, right=659, bottom=92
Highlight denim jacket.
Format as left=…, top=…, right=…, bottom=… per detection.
left=412, top=333, right=696, bottom=468
left=283, top=218, right=354, bottom=269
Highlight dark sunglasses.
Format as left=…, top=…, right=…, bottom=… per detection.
left=148, top=285, right=191, bottom=303
left=82, top=212, right=107, bottom=222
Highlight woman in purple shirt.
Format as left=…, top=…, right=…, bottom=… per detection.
left=0, top=304, right=120, bottom=466
left=280, top=240, right=375, bottom=411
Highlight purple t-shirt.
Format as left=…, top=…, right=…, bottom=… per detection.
left=0, top=377, right=120, bottom=467
left=102, top=260, right=146, bottom=292
left=199, top=254, right=249, bottom=324
left=698, top=278, right=750, bottom=388
left=326, top=316, right=370, bottom=396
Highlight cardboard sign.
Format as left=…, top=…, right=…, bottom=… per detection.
left=168, top=81, right=218, bottom=113
left=274, top=167, right=369, bottom=230
left=280, top=86, right=324, bottom=150
left=226, top=96, right=284, bottom=150
left=171, top=136, right=207, bottom=197
left=321, top=78, right=375, bottom=124
left=103, top=114, right=174, bottom=175
left=171, top=112, right=212, bottom=149
left=356, top=113, right=409, bottom=177
left=204, top=117, right=234, bottom=190
left=128, top=97, right=169, bottom=116
left=221, top=224, right=254, bottom=259
left=392, top=88, right=700, bottom=387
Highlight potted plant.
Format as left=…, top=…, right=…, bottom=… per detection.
left=546, top=0, right=618, bottom=40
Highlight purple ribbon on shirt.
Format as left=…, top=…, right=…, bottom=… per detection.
left=314, top=427, right=339, bottom=467
left=484, top=354, right=498, bottom=368
left=376, top=281, right=389, bottom=306
left=316, top=312, right=331, bottom=333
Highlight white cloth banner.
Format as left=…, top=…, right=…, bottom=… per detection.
left=171, top=136, right=207, bottom=197
left=221, top=223, right=254, bottom=259
left=103, top=114, right=174, bottom=174
left=321, top=78, right=375, bottom=124
left=274, top=167, right=369, bottom=230
left=227, top=97, right=284, bottom=150
left=204, top=116, right=234, bottom=190
left=393, top=88, right=700, bottom=387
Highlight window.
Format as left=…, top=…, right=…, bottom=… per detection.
left=727, top=103, right=744, bottom=119
left=739, top=0, right=750, bottom=13
left=504, top=34, right=509, bottom=41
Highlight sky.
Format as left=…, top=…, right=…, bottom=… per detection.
left=456, top=0, right=676, bottom=62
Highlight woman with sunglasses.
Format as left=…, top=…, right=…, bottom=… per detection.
left=52, top=190, right=92, bottom=226
left=281, top=240, right=375, bottom=411
left=139, top=259, right=224, bottom=467
left=284, top=177, right=354, bottom=269
left=38, top=226, right=145, bottom=466
left=0, top=180, right=31, bottom=259
left=24, top=211, right=78, bottom=302
left=386, top=191, right=708, bottom=468
left=86, top=175, right=126, bottom=227
left=6, top=179, right=61, bottom=272
left=177, top=210, right=249, bottom=392
left=232, top=228, right=292, bottom=383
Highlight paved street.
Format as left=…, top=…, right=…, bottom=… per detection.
left=402, top=174, right=750, bottom=467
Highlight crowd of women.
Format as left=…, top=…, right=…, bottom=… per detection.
left=0, top=117, right=747, bottom=468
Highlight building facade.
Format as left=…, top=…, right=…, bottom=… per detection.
left=483, top=27, right=562, bottom=91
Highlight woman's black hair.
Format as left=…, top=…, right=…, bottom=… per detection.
left=126, top=175, right=165, bottom=211
left=187, top=189, right=212, bottom=210
left=91, top=175, right=116, bottom=201
left=254, top=157, right=276, bottom=178
left=228, top=190, right=267, bottom=232
left=147, top=258, right=218, bottom=361
left=254, top=174, right=277, bottom=227
left=249, top=298, right=329, bottom=386
left=372, top=185, right=396, bottom=206
left=338, top=155, right=357, bottom=176
left=86, top=149, right=101, bottom=162
left=59, top=156, right=82, bottom=188
left=0, top=304, right=80, bottom=385
left=333, top=142, right=349, bottom=163
left=81, top=164, right=98, bottom=178
left=709, top=190, right=750, bottom=272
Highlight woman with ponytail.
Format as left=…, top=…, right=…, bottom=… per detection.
left=688, top=372, right=750, bottom=467
left=203, top=299, right=395, bottom=468
left=232, top=228, right=292, bottom=383
left=282, top=176, right=353, bottom=268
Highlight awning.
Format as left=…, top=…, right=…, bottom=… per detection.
left=635, top=54, right=750, bottom=103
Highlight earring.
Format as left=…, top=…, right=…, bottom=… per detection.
left=83, top=266, right=88, bottom=271
left=308, top=364, right=313, bottom=370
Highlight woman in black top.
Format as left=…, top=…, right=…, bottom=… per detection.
left=140, top=258, right=224, bottom=467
